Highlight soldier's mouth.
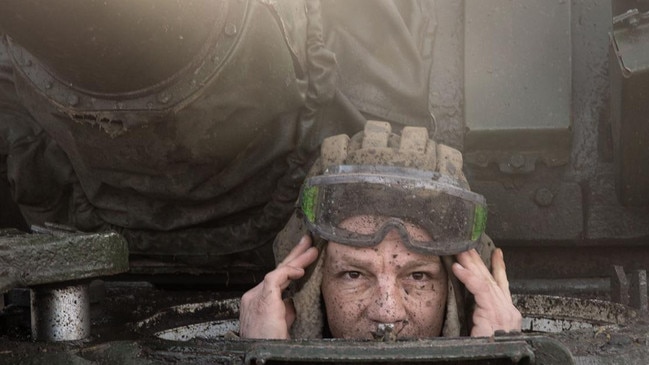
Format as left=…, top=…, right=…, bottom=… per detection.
left=370, top=321, right=409, bottom=341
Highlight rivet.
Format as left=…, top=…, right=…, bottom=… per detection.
left=157, top=92, right=171, bottom=104
left=225, top=23, right=237, bottom=36
left=45, top=82, right=53, bottom=90
left=509, top=154, right=525, bottom=169
left=534, top=188, right=554, bottom=207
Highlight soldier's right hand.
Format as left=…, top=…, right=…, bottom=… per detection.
left=239, top=235, right=319, bottom=339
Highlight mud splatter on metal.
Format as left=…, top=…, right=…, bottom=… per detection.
left=30, top=283, right=90, bottom=341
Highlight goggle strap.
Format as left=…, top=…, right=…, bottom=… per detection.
left=300, top=184, right=319, bottom=224
left=306, top=218, right=479, bottom=256
left=471, top=205, right=488, bottom=241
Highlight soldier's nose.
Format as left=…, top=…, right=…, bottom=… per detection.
left=366, top=277, right=408, bottom=325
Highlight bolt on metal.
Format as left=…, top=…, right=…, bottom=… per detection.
left=534, top=188, right=554, bottom=207
left=509, top=154, right=525, bottom=169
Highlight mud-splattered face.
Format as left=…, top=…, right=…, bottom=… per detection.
left=321, top=215, right=448, bottom=339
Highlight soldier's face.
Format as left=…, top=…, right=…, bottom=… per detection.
left=321, top=216, right=448, bottom=339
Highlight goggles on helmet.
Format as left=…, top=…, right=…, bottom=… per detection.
left=298, top=165, right=487, bottom=255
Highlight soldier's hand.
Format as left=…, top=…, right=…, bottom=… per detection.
left=239, top=235, right=319, bottom=339
left=452, top=248, right=522, bottom=337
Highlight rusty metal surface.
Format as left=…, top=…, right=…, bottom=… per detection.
left=0, top=229, right=129, bottom=294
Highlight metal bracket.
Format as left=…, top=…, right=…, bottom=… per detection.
left=611, top=265, right=648, bottom=311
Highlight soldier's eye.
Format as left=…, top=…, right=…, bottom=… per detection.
left=410, top=272, right=428, bottom=281
left=343, top=271, right=362, bottom=279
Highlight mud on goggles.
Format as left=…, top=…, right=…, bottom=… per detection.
left=298, top=165, right=487, bottom=255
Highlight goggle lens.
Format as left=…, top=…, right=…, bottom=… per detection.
left=299, top=166, right=487, bottom=255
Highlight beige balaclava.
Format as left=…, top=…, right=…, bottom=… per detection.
left=273, top=120, right=496, bottom=339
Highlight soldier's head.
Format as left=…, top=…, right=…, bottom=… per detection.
left=282, top=121, right=488, bottom=339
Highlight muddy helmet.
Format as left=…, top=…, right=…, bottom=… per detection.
left=274, top=120, right=496, bottom=339
left=298, top=121, right=487, bottom=256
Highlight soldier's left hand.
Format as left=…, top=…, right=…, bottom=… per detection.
left=452, top=248, right=522, bottom=337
